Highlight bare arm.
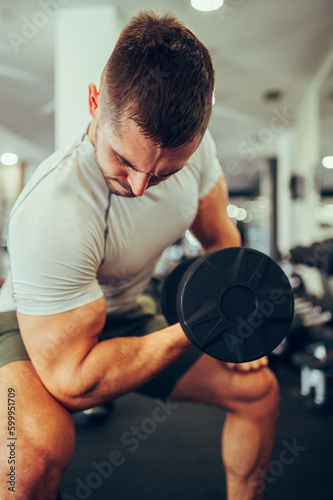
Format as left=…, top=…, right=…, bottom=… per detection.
left=190, top=172, right=242, bottom=252
left=17, top=174, right=243, bottom=407
left=17, top=297, right=192, bottom=412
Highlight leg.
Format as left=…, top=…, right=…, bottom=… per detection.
left=0, top=360, right=76, bottom=500
left=169, top=355, right=280, bottom=500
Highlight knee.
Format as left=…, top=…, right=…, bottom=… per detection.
left=26, top=405, right=76, bottom=474
left=0, top=414, right=75, bottom=499
left=258, top=367, right=280, bottom=414
left=253, top=367, right=279, bottom=402
left=43, top=412, right=75, bottom=473
left=236, top=367, right=280, bottom=417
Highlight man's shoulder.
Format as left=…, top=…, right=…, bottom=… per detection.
left=188, top=128, right=217, bottom=168
left=10, top=130, right=102, bottom=222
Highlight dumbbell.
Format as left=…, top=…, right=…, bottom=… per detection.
left=161, top=247, right=294, bottom=363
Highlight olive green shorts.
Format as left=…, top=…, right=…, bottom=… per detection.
left=0, top=295, right=201, bottom=400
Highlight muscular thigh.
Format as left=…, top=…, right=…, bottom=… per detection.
left=0, top=360, right=75, bottom=477
left=169, top=354, right=278, bottom=412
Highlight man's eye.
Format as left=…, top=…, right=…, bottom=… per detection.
left=115, top=155, right=125, bottom=166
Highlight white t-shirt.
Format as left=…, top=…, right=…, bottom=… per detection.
left=0, top=127, right=221, bottom=315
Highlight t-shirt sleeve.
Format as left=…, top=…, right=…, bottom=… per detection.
left=8, top=202, right=104, bottom=316
left=194, top=128, right=223, bottom=199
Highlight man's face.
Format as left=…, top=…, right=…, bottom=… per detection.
left=93, top=118, right=199, bottom=197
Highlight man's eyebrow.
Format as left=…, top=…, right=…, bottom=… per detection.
left=111, top=147, right=183, bottom=177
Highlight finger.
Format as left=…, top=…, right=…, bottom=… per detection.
left=242, top=358, right=268, bottom=371
left=223, top=357, right=269, bottom=371
left=236, top=362, right=253, bottom=372
left=235, top=359, right=268, bottom=372
left=223, top=362, right=237, bottom=370
left=223, top=362, right=252, bottom=372
left=258, top=356, right=269, bottom=367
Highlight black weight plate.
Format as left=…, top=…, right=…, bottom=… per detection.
left=176, top=247, right=294, bottom=363
left=161, top=257, right=199, bottom=325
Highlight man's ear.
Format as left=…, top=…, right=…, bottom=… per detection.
left=88, top=83, right=100, bottom=119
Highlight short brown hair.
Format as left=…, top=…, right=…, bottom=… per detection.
left=100, top=10, right=215, bottom=149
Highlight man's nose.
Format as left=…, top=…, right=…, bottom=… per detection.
left=128, top=171, right=150, bottom=197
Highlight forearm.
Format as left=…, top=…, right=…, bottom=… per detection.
left=55, top=324, right=192, bottom=412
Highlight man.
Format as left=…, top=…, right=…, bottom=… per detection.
left=0, top=11, right=279, bottom=500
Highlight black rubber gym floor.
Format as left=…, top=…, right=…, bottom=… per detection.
left=59, top=363, right=333, bottom=500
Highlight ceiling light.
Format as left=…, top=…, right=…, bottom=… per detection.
left=235, top=208, right=247, bottom=221
left=191, top=0, right=224, bottom=12
left=227, top=204, right=239, bottom=218
left=322, top=156, right=333, bottom=169
left=1, top=153, right=19, bottom=166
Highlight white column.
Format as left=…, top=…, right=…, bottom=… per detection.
left=276, top=128, right=296, bottom=254
left=277, top=82, right=322, bottom=252
left=291, top=90, right=321, bottom=245
left=54, top=6, right=120, bottom=148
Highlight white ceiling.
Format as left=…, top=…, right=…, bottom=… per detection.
left=1, top=0, right=333, bottom=192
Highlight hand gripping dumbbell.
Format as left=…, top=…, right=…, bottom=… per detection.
left=161, top=247, right=294, bottom=363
